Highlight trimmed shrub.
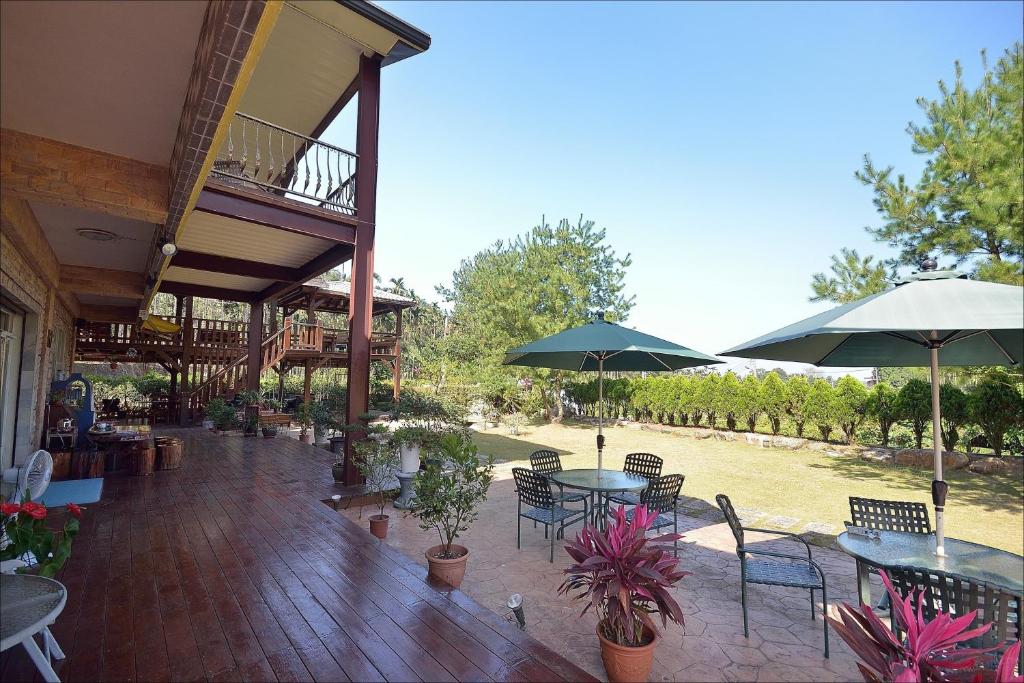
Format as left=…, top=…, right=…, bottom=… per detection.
left=759, top=371, right=789, bottom=435
left=834, top=375, right=869, bottom=444
left=968, top=373, right=1023, bottom=456
left=896, top=379, right=932, bottom=449
left=786, top=375, right=810, bottom=437
left=865, top=382, right=899, bottom=447
left=939, top=385, right=968, bottom=452
left=805, top=379, right=838, bottom=442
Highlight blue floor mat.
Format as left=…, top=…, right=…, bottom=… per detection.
left=38, top=479, right=104, bottom=507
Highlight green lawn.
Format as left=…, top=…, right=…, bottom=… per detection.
left=472, top=420, right=1024, bottom=553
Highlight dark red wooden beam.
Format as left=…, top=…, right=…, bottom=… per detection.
left=344, top=54, right=383, bottom=485
left=196, top=184, right=358, bottom=243
left=160, top=280, right=256, bottom=303
left=254, top=243, right=354, bottom=303
left=172, top=250, right=300, bottom=281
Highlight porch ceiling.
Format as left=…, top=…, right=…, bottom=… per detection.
left=30, top=202, right=157, bottom=274
left=0, top=1, right=207, bottom=165
left=239, top=1, right=429, bottom=138
left=177, top=211, right=334, bottom=267
left=162, top=267, right=276, bottom=293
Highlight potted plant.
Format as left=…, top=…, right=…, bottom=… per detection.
left=1, top=498, right=83, bottom=576
left=311, top=401, right=332, bottom=446
left=206, top=397, right=238, bottom=433
left=354, top=436, right=400, bottom=539
left=295, top=401, right=315, bottom=444
left=412, top=432, right=494, bottom=588
left=392, top=425, right=431, bottom=473
left=559, top=505, right=688, bottom=683
left=261, top=422, right=278, bottom=438
left=828, top=571, right=1023, bottom=682
left=331, top=460, right=345, bottom=482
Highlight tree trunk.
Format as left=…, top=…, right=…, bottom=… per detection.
left=552, top=372, right=564, bottom=423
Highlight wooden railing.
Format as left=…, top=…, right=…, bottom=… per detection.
left=76, top=319, right=181, bottom=348
left=287, top=321, right=323, bottom=351
left=188, top=323, right=289, bottom=410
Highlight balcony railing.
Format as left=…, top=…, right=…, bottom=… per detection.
left=210, top=112, right=357, bottom=214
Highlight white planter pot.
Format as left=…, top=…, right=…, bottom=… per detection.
left=399, top=443, right=421, bottom=473
left=202, top=420, right=214, bottom=429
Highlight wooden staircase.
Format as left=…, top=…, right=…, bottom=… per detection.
left=188, top=317, right=308, bottom=411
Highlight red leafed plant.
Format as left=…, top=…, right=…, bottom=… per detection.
left=827, top=571, right=1023, bottom=682
left=558, top=504, right=690, bottom=647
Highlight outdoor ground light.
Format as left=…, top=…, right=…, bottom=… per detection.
left=506, top=593, right=526, bottom=630
left=331, top=494, right=342, bottom=510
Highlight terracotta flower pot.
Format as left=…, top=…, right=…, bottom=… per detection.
left=425, top=544, right=469, bottom=588
left=300, top=432, right=314, bottom=444
left=369, top=514, right=389, bottom=539
left=596, top=621, right=658, bottom=683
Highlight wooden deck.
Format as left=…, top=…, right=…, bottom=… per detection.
left=0, top=430, right=595, bottom=682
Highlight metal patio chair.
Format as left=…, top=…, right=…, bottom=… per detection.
left=513, top=467, right=589, bottom=563
left=848, top=496, right=932, bottom=608
left=716, top=494, right=830, bottom=658
left=607, top=452, right=663, bottom=506
left=529, top=450, right=587, bottom=507
left=885, top=565, right=1022, bottom=671
left=618, top=473, right=684, bottom=557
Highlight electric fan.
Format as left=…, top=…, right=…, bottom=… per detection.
left=1, top=449, right=53, bottom=503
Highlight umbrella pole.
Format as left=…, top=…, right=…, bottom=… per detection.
left=929, top=340, right=947, bottom=557
left=597, top=356, right=604, bottom=472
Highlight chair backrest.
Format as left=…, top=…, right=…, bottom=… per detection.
left=885, top=566, right=1022, bottom=658
left=623, top=452, right=663, bottom=479
left=715, top=494, right=744, bottom=552
left=512, top=467, right=555, bottom=509
left=530, top=450, right=563, bottom=476
left=849, top=497, right=932, bottom=534
left=640, top=474, right=684, bottom=514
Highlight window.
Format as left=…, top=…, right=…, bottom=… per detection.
left=0, top=304, right=24, bottom=471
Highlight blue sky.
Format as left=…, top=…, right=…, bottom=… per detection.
left=325, top=1, right=1022, bottom=375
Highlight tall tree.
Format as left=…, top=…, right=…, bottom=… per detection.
left=856, top=44, right=1023, bottom=284
left=809, top=248, right=890, bottom=303
left=439, top=216, right=633, bottom=418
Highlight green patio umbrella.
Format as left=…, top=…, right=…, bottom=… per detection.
left=504, top=312, right=722, bottom=471
left=721, top=262, right=1024, bottom=556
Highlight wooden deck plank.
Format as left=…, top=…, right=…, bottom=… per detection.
left=0, top=428, right=596, bottom=683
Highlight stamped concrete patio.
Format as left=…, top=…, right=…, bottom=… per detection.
left=341, top=469, right=872, bottom=682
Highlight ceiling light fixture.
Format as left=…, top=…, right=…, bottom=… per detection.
left=159, top=237, right=178, bottom=257
left=76, top=228, right=118, bottom=241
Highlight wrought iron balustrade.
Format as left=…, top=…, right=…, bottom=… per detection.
left=211, top=112, right=357, bottom=213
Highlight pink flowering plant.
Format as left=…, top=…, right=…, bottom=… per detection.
left=559, top=504, right=689, bottom=647
left=1, top=497, right=82, bottom=577
left=827, top=571, right=1023, bottom=682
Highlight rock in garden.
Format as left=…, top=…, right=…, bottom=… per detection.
left=894, top=448, right=969, bottom=471
left=968, top=457, right=1010, bottom=475
left=770, top=436, right=807, bottom=450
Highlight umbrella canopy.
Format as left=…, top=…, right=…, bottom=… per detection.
left=505, top=313, right=722, bottom=470
left=722, top=265, right=1024, bottom=556
left=504, top=315, right=723, bottom=371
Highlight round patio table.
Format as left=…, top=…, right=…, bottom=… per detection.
left=1, top=574, right=67, bottom=682
left=548, top=468, right=648, bottom=530
left=837, top=529, right=1024, bottom=605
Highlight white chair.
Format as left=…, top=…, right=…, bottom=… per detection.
left=0, top=572, right=67, bottom=682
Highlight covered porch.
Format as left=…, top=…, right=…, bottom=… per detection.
left=0, top=429, right=592, bottom=682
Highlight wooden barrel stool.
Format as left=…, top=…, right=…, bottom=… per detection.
left=129, top=446, right=155, bottom=476
left=155, top=437, right=183, bottom=470
left=71, top=450, right=104, bottom=479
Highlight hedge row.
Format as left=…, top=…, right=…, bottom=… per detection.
left=563, top=371, right=1024, bottom=456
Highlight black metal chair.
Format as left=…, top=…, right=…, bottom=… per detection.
left=885, top=565, right=1022, bottom=671
left=619, top=474, right=684, bottom=557
left=530, top=450, right=587, bottom=505
left=848, top=497, right=932, bottom=608
left=716, top=494, right=830, bottom=658
left=607, top=452, right=664, bottom=506
left=513, top=467, right=589, bottom=562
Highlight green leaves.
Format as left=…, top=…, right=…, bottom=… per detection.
left=967, top=371, right=1023, bottom=456
left=810, top=248, right=891, bottom=304
left=895, top=379, right=933, bottom=448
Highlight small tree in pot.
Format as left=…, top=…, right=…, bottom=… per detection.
left=559, top=505, right=689, bottom=683
left=295, top=401, right=315, bottom=444
left=412, top=432, right=494, bottom=588
left=354, top=435, right=399, bottom=539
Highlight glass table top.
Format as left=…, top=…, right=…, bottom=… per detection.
left=548, top=468, right=648, bottom=493
left=837, top=530, right=1023, bottom=593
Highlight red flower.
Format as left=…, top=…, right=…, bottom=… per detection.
left=66, top=503, right=83, bottom=519
left=20, top=501, right=47, bottom=520
left=1, top=502, right=21, bottom=516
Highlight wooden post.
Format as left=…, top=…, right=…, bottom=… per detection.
left=303, top=360, right=312, bottom=403
left=344, top=54, right=382, bottom=484
left=392, top=307, right=402, bottom=402
left=246, top=302, right=263, bottom=392
left=268, top=298, right=278, bottom=334
left=277, top=364, right=286, bottom=403
left=169, top=369, right=178, bottom=422
left=178, top=296, right=194, bottom=425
